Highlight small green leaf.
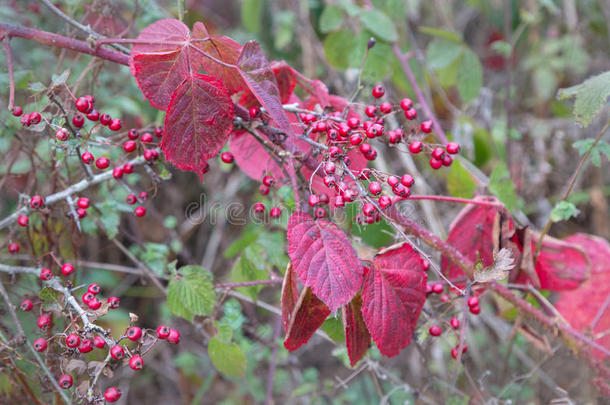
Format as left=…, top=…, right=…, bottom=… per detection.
left=457, top=49, right=483, bottom=103
left=550, top=201, right=580, bottom=222
left=241, top=0, right=263, bottom=34
left=321, top=317, right=345, bottom=343
left=96, top=200, right=121, bottom=239
left=214, top=322, right=234, bottom=344
left=28, top=82, right=46, bottom=92
left=359, top=9, right=398, bottom=42
left=349, top=31, right=394, bottom=81
left=426, top=39, right=463, bottom=70
left=319, top=5, right=344, bottom=33
left=167, top=265, right=215, bottom=322
left=573, top=139, right=610, bottom=167
left=51, top=69, right=70, bottom=87
left=323, top=29, right=356, bottom=70
left=208, top=338, right=247, bottom=378
left=39, top=287, right=60, bottom=304
left=447, top=159, right=477, bottom=198
left=418, top=26, right=462, bottom=43
left=558, top=70, right=610, bottom=127
left=490, top=40, right=512, bottom=57
left=488, top=162, right=518, bottom=212
left=230, top=254, right=268, bottom=299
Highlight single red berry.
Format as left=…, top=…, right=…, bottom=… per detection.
left=17, top=215, right=29, bottom=227
left=426, top=283, right=433, bottom=295
left=86, top=109, right=100, bottom=121
left=379, top=195, right=392, bottom=209
left=55, top=128, right=70, bottom=141
left=167, top=329, right=180, bottom=344
left=392, top=184, right=410, bottom=197
left=143, top=149, right=158, bottom=162
left=123, top=163, right=134, bottom=174
left=270, top=207, right=282, bottom=218
left=400, top=98, right=413, bottom=110
left=324, top=161, right=336, bottom=174
left=467, top=296, right=479, bottom=307
left=95, top=157, right=109, bottom=170
left=104, top=387, right=122, bottom=402
left=404, top=108, right=417, bottom=120
left=83, top=94, right=95, bottom=105
left=431, top=147, right=445, bottom=160
left=408, top=141, right=423, bottom=154
left=220, top=152, right=234, bottom=164
left=93, top=336, right=106, bottom=349
left=87, top=283, right=100, bottom=295
left=12, top=106, right=23, bottom=117
left=40, top=268, right=53, bottom=280
left=442, top=154, right=453, bottom=167
left=154, top=126, right=164, bottom=137
left=359, top=143, right=372, bottom=154
left=387, top=176, right=400, bottom=187
left=328, top=146, right=342, bottom=159
left=75, top=97, right=91, bottom=113
left=33, top=338, right=48, bottom=352
left=347, top=117, right=360, bottom=129
left=401, top=174, right=415, bottom=187
left=108, top=118, right=122, bottom=131
left=420, top=120, right=433, bottom=133
left=440, top=294, right=450, bottom=303
left=126, top=194, right=137, bottom=205
left=429, top=158, right=442, bottom=170
left=29, top=111, right=42, bottom=125
left=82, top=292, right=95, bottom=304
left=66, top=333, right=80, bottom=348
left=362, top=203, right=375, bottom=217
left=112, top=167, right=124, bottom=179
left=349, top=133, right=363, bottom=145
left=259, top=184, right=270, bottom=196
left=422, top=260, right=430, bottom=271
left=88, top=297, right=101, bottom=310
left=81, top=152, right=94, bottom=164
left=365, top=105, right=377, bottom=117
left=110, top=345, right=124, bottom=360
left=30, top=195, right=44, bottom=209
left=372, top=85, right=385, bottom=98
left=37, top=314, right=52, bottom=329
left=342, top=189, right=358, bottom=202
left=388, top=130, right=402, bottom=144
left=429, top=325, right=443, bottom=337
left=75, top=197, right=89, bottom=209
left=450, top=317, right=460, bottom=329
left=100, top=113, right=112, bottom=126
left=76, top=208, right=87, bottom=218
left=8, top=242, right=20, bottom=254
left=253, top=202, right=265, bottom=214
left=431, top=283, right=444, bottom=294
left=450, top=346, right=468, bottom=359
left=61, top=263, right=75, bottom=276
left=469, top=305, right=481, bottom=315
left=319, top=193, right=329, bottom=204
left=368, top=181, right=382, bottom=195
left=314, top=207, right=326, bottom=218
left=156, top=325, right=170, bottom=339
left=446, top=142, right=460, bottom=154
left=379, top=102, right=392, bottom=114
left=139, top=191, right=148, bottom=201
left=363, top=120, right=373, bottom=131
left=134, top=206, right=146, bottom=217
left=72, top=114, right=85, bottom=128
left=20, top=113, right=31, bottom=126
left=249, top=106, right=260, bottom=118
left=20, top=298, right=33, bottom=311
left=126, top=326, right=142, bottom=341
left=308, top=194, right=319, bottom=207
left=141, top=132, right=153, bottom=143
left=127, top=128, right=139, bottom=140
left=323, top=175, right=336, bottom=188
left=262, top=175, right=274, bottom=187
left=123, top=140, right=136, bottom=153
left=364, top=148, right=377, bottom=161
left=314, top=121, right=327, bottom=133
left=334, top=195, right=345, bottom=207
left=78, top=338, right=94, bottom=353
left=58, top=374, right=73, bottom=389
left=107, top=296, right=120, bottom=309
left=129, top=354, right=144, bottom=370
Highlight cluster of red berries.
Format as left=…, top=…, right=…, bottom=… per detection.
left=252, top=174, right=283, bottom=219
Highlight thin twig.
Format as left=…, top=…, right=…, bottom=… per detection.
left=3, top=38, right=15, bottom=111
left=264, top=317, right=282, bottom=405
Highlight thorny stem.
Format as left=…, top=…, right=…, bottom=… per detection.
left=403, top=195, right=506, bottom=209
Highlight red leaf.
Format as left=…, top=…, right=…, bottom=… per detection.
left=162, top=74, right=234, bottom=179
left=238, top=41, right=294, bottom=137
left=131, top=19, right=191, bottom=54
left=342, top=292, right=371, bottom=366
left=361, top=244, right=427, bottom=357
left=191, top=22, right=244, bottom=95
left=284, top=287, right=331, bottom=351
left=287, top=212, right=363, bottom=312
left=531, top=233, right=589, bottom=290
left=238, top=61, right=297, bottom=108
left=281, top=263, right=299, bottom=333
left=555, top=234, right=610, bottom=359
left=229, top=130, right=283, bottom=181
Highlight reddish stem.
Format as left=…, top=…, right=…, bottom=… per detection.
left=2, top=39, right=14, bottom=110
left=403, top=195, right=506, bottom=209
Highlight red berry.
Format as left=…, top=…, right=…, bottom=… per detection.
left=86, top=109, right=100, bottom=121
left=55, top=128, right=70, bottom=141
left=379, top=102, right=392, bottom=114
left=420, top=120, right=433, bottom=133
left=123, top=140, right=136, bottom=153
left=75, top=197, right=89, bottom=209
left=429, top=325, right=442, bottom=337
left=40, top=268, right=53, bottom=280
left=167, top=329, right=180, bottom=344
left=323, top=175, right=336, bottom=188
left=364, top=148, right=377, bottom=161
left=365, top=123, right=384, bottom=138
left=37, top=314, right=52, bottom=329
left=270, top=207, right=281, bottom=218
left=365, top=105, right=377, bottom=117
left=333, top=195, right=345, bottom=207
left=12, top=106, right=23, bottom=116
left=87, top=283, right=101, bottom=295
left=17, top=215, right=29, bottom=226
left=262, top=175, right=274, bottom=187
left=388, top=130, right=402, bottom=144
left=135, top=206, right=146, bottom=217
left=401, top=174, right=415, bottom=187
left=108, top=118, right=122, bottom=131
left=404, top=108, right=417, bottom=120
left=72, top=114, right=85, bottom=128
left=139, top=191, right=149, bottom=201
left=88, top=297, right=101, bottom=310
left=156, top=325, right=170, bottom=339
left=349, top=133, right=363, bottom=145
left=58, top=374, right=73, bottom=389
left=104, top=387, right=122, bottom=402
left=107, top=296, right=120, bottom=309
left=253, top=202, right=265, bottom=214
left=100, top=113, right=112, bottom=126
left=308, top=194, right=319, bottom=207
left=392, top=184, right=410, bottom=197
left=8, top=242, right=20, bottom=254
left=129, top=354, right=144, bottom=370
left=143, top=149, right=159, bottom=162
left=83, top=94, right=95, bottom=105
left=66, top=333, right=80, bottom=348
left=408, top=141, right=423, bottom=154
left=95, top=157, right=109, bottom=170
left=379, top=195, right=392, bottom=209
left=78, top=338, right=94, bottom=353
left=75, top=97, right=91, bottom=113
left=82, top=292, right=95, bottom=304
left=29, top=111, right=42, bottom=125
left=93, top=336, right=106, bottom=349
left=446, top=142, right=460, bottom=154
left=442, top=154, right=453, bottom=167
left=324, top=161, right=336, bottom=174
left=259, top=184, right=270, bottom=196
left=431, top=283, right=444, bottom=294
left=110, top=345, right=125, bottom=360
left=450, top=317, right=460, bottom=329
left=126, top=194, right=137, bottom=205
left=328, top=146, right=342, bottom=159
left=76, top=208, right=87, bottom=218
left=61, top=263, right=75, bottom=276
left=359, top=143, right=371, bottom=154
left=30, top=195, right=44, bottom=209
left=337, top=122, right=350, bottom=136
left=362, top=203, right=375, bottom=217
left=469, top=305, right=481, bottom=315
left=387, top=176, right=400, bottom=187
left=347, top=117, right=360, bottom=129
left=123, top=163, right=134, bottom=174
left=220, top=152, right=234, bottom=164
left=33, top=338, right=48, bottom=352
left=451, top=345, right=468, bottom=359
left=141, top=132, right=153, bottom=143
left=249, top=106, right=260, bottom=118
left=81, top=152, right=94, bottom=164
left=20, top=299, right=33, bottom=311
left=372, top=85, right=385, bottom=98
left=467, top=296, right=479, bottom=307
left=155, top=126, right=164, bottom=137
left=400, top=98, right=413, bottom=110
left=126, top=326, right=142, bottom=341
left=112, top=167, right=124, bottom=179
left=368, top=181, right=382, bottom=195
left=314, top=207, right=326, bottom=218
left=126, top=129, right=138, bottom=140
left=429, top=158, right=442, bottom=170
left=431, top=147, right=445, bottom=160
left=314, top=121, right=327, bottom=133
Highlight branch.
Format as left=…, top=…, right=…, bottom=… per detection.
left=3, top=38, right=15, bottom=111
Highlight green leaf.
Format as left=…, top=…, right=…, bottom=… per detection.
left=457, top=49, right=483, bottom=103
left=241, top=0, right=263, bottom=34
left=488, top=162, right=518, bottom=212
left=359, top=9, right=398, bottom=42
left=51, top=69, right=70, bottom=87
left=208, top=338, right=247, bottom=378
left=426, top=39, right=463, bottom=70
left=225, top=226, right=261, bottom=258
left=319, top=5, right=344, bottom=33
left=349, top=31, right=393, bottom=81
left=96, top=200, right=121, bottom=239
left=230, top=254, right=268, bottom=299
left=490, top=40, right=512, bottom=57
left=214, top=321, right=234, bottom=344
left=167, top=265, right=215, bottom=322
left=337, top=0, right=361, bottom=17
left=28, top=82, right=46, bottom=92
left=321, top=317, right=345, bottom=343
left=550, top=201, right=580, bottom=222
left=447, top=159, right=477, bottom=198
left=418, top=26, right=462, bottom=43
left=573, top=139, right=610, bottom=167
left=274, top=11, right=295, bottom=50
left=558, top=70, right=610, bottom=127
left=323, top=29, right=356, bottom=70
left=39, top=287, right=60, bottom=304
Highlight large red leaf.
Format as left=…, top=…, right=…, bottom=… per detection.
left=284, top=287, right=331, bottom=351
left=238, top=61, right=298, bottom=108
left=281, top=263, right=299, bottom=333
left=229, top=130, right=284, bottom=181
left=238, top=41, right=294, bottom=137
left=162, top=74, right=234, bottom=179
left=287, top=212, right=363, bottom=312
left=361, top=244, right=427, bottom=357
left=530, top=233, right=589, bottom=290
left=342, top=292, right=371, bottom=366
left=555, top=234, right=610, bottom=359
